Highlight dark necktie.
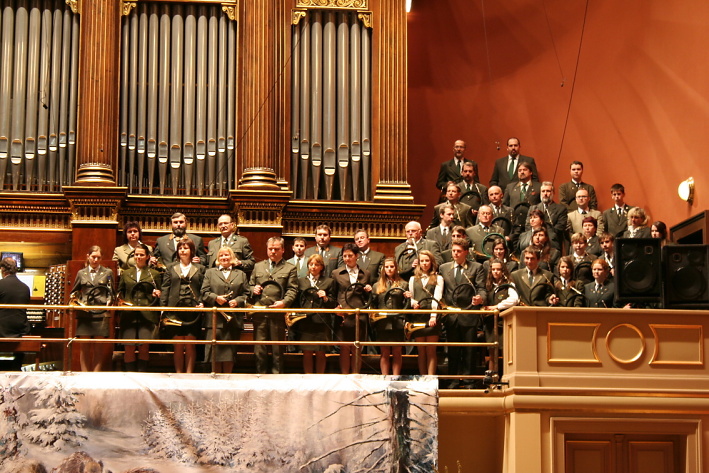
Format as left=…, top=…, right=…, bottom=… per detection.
left=507, top=158, right=515, bottom=178
left=521, top=183, right=528, bottom=200
left=455, top=265, right=462, bottom=284
left=528, top=270, right=534, bottom=286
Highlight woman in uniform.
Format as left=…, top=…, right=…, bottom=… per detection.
left=160, top=237, right=205, bottom=373
left=370, top=257, right=408, bottom=376
left=71, top=245, right=114, bottom=372
left=201, top=246, right=248, bottom=374
left=117, top=243, right=162, bottom=372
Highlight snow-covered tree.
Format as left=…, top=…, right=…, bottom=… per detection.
left=24, top=382, right=87, bottom=451
left=0, top=386, right=29, bottom=462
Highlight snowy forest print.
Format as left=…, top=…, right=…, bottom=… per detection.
left=0, top=372, right=438, bottom=473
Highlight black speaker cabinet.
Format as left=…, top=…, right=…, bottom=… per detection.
left=663, top=244, right=709, bottom=309
left=614, top=238, right=662, bottom=304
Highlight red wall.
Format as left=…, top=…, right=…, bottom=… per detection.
left=407, top=0, right=709, bottom=231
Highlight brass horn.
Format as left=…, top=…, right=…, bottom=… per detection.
left=285, top=312, right=308, bottom=327
left=404, top=322, right=429, bottom=340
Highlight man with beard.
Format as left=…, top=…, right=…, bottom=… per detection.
left=489, top=137, right=539, bottom=190
left=458, top=161, right=488, bottom=217
left=525, top=182, right=567, bottom=251
left=153, top=212, right=207, bottom=266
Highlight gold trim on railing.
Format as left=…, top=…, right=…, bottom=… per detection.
left=296, top=0, right=368, bottom=10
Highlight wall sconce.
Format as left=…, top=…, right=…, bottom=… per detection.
left=677, top=177, right=694, bottom=204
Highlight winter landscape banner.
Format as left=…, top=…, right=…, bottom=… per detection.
left=0, top=372, right=438, bottom=473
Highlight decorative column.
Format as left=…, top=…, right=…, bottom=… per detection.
left=71, top=0, right=122, bottom=183
left=236, top=0, right=285, bottom=190
left=372, top=0, right=413, bottom=202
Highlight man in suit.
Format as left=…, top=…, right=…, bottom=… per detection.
left=430, top=182, right=475, bottom=229
left=353, top=229, right=385, bottom=284
left=394, top=221, right=443, bottom=280
left=0, top=257, right=30, bottom=370
left=435, top=139, right=479, bottom=193
left=153, top=212, right=207, bottom=266
left=558, top=161, right=598, bottom=211
left=489, top=137, right=539, bottom=190
left=602, top=183, right=632, bottom=237
left=526, top=182, right=568, bottom=251
left=427, top=205, right=455, bottom=252
left=304, top=224, right=342, bottom=277
left=287, top=237, right=309, bottom=278
left=248, top=236, right=298, bottom=374
left=206, top=214, right=255, bottom=272
left=487, top=186, right=514, bottom=221
left=511, top=246, right=556, bottom=306
left=439, top=239, right=486, bottom=388
left=567, top=188, right=605, bottom=236
left=458, top=161, right=488, bottom=218
left=465, top=205, right=504, bottom=260
left=503, top=161, right=542, bottom=208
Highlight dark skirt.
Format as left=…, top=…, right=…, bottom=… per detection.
left=298, top=315, right=332, bottom=352
left=204, top=318, right=242, bottom=362
left=336, top=314, right=369, bottom=342
left=75, top=311, right=110, bottom=337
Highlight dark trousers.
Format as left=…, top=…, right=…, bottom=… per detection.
left=252, top=313, right=285, bottom=374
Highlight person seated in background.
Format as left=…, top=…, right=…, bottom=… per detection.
left=598, top=232, right=616, bottom=277
left=622, top=207, right=652, bottom=238
left=526, top=182, right=567, bottom=251
left=430, top=182, right=475, bottom=229
left=395, top=221, right=442, bottom=280
left=548, top=256, right=585, bottom=307
left=567, top=188, right=605, bottom=238
left=583, top=259, right=616, bottom=308
left=510, top=246, right=556, bottom=307
left=354, top=228, right=385, bottom=285
left=458, top=161, right=489, bottom=221
left=287, top=237, right=309, bottom=278
left=530, top=228, right=560, bottom=272
left=113, top=221, right=153, bottom=274
left=427, top=204, right=456, bottom=252
left=580, top=216, right=602, bottom=258
left=482, top=237, right=519, bottom=275
left=465, top=205, right=504, bottom=262
left=304, top=224, right=342, bottom=277
left=206, top=214, right=255, bottom=272
left=651, top=221, right=670, bottom=247
left=558, top=161, right=598, bottom=211
left=153, top=212, right=207, bottom=266
left=517, top=209, right=558, bottom=254
left=0, top=257, right=31, bottom=370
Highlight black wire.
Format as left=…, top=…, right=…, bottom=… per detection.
left=551, top=0, right=590, bottom=183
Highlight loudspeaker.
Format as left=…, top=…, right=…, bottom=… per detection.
left=663, top=244, right=709, bottom=309
left=614, top=238, right=662, bottom=304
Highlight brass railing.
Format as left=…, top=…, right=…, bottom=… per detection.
left=0, top=303, right=501, bottom=382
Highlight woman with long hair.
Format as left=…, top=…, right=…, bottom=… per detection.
left=548, top=256, right=585, bottom=307
left=160, top=237, right=206, bottom=373
left=483, top=237, right=518, bottom=275
left=651, top=221, right=669, bottom=247
left=117, top=243, right=162, bottom=371
left=483, top=258, right=518, bottom=372
left=371, top=257, right=408, bottom=375
left=406, top=249, right=443, bottom=376
left=70, top=245, right=114, bottom=371
left=201, top=246, right=248, bottom=374
left=296, top=253, right=337, bottom=374
left=531, top=227, right=561, bottom=272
